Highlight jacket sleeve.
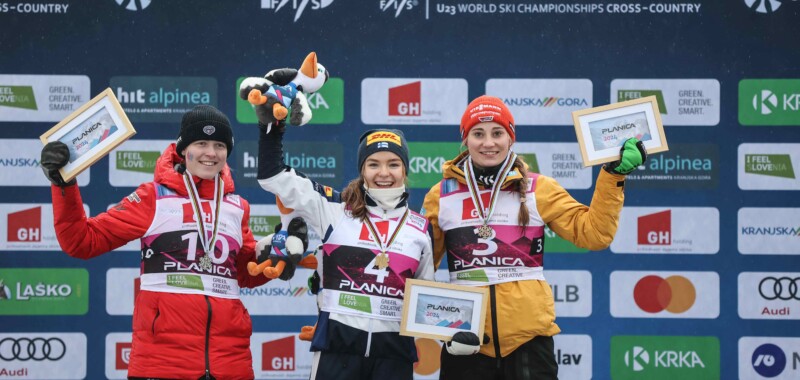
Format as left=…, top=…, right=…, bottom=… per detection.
left=535, top=170, right=626, bottom=250
left=421, top=182, right=446, bottom=268
left=235, top=197, right=271, bottom=288
left=51, top=182, right=154, bottom=259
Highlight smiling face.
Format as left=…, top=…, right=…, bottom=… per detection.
left=361, top=151, right=406, bottom=189
left=464, top=122, right=513, bottom=168
left=182, top=140, right=227, bottom=180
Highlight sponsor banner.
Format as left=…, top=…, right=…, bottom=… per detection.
left=109, top=76, right=218, bottom=123
left=739, top=337, right=800, bottom=380
left=740, top=79, right=800, bottom=126
left=553, top=334, right=592, bottom=380
left=611, top=79, right=720, bottom=126
left=738, top=143, right=800, bottom=190
left=625, top=144, right=719, bottom=189
left=236, top=141, right=344, bottom=188
left=104, top=332, right=133, bottom=379
left=544, top=270, right=592, bottom=317
left=0, top=332, right=87, bottom=379
left=0, top=139, right=90, bottom=186
left=738, top=272, right=800, bottom=320
left=486, top=79, right=592, bottom=125
left=0, top=268, right=89, bottom=315
left=240, top=268, right=317, bottom=316
left=738, top=208, right=800, bottom=255
left=106, top=268, right=139, bottom=316
left=427, top=3, right=702, bottom=17
left=544, top=225, right=588, bottom=253
left=251, top=333, right=313, bottom=378
left=514, top=142, right=592, bottom=189
left=609, top=271, right=719, bottom=318
left=109, top=139, right=173, bottom=187
left=0, top=203, right=89, bottom=251
left=236, top=77, right=344, bottom=125
left=611, top=335, right=719, bottom=379
left=611, top=207, right=719, bottom=254
left=407, top=142, right=461, bottom=189
left=361, top=78, right=468, bottom=125
left=0, top=74, right=90, bottom=122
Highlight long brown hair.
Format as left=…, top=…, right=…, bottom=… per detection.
left=341, top=177, right=368, bottom=221
left=511, top=155, right=530, bottom=229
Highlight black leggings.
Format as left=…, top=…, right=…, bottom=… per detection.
left=439, top=335, right=558, bottom=380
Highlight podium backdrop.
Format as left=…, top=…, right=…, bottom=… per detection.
left=1, top=1, right=799, bottom=379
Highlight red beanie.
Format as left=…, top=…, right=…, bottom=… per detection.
left=460, top=95, right=515, bottom=142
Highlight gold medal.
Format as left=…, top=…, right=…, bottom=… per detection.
left=477, top=224, right=493, bottom=239
left=375, top=252, right=390, bottom=270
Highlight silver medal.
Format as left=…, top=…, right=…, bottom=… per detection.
left=198, top=254, right=213, bottom=271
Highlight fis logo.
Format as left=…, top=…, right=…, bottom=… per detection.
left=638, top=210, right=671, bottom=245
left=260, top=0, right=335, bottom=22
left=7, top=206, right=41, bottom=242
left=380, top=0, right=416, bottom=17
left=115, top=342, right=132, bottom=370
left=360, top=221, right=389, bottom=243
left=388, top=82, right=421, bottom=116
left=461, top=193, right=491, bottom=220
left=182, top=202, right=213, bottom=224
left=262, top=336, right=295, bottom=371
left=744, top=0, right=784, bottom=14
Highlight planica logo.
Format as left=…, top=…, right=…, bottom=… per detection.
left=612, top=336, right=719, bottom=379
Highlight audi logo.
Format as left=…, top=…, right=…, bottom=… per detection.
left=0, top=337, right=66, bottom=361
left=759, top=277, right=800, bottom=301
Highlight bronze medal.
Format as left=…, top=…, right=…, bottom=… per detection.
left=477, top=224, right=493, bottom=239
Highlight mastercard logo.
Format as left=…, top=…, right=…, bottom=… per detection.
left=414, top=338, right=441, bottom=375
left=633, top=275, right=696, bottom=313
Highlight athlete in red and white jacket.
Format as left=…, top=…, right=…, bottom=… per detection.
left=41, top=105, right=268, bottom=380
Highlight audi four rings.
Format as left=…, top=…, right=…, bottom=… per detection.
left=0, top=337, right=66, bottom=361
left=759, top=277, right=800, bottom=301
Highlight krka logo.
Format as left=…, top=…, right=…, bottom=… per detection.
left=745, top=154, right=795, bottom=178
left=740, top=79, right=800, bottom=126
left=611, top=336, right=720, bottom=379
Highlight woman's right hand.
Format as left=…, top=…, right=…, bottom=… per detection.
left=40, top=141, right=75, bottom=187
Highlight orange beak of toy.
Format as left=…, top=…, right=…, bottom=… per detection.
left=299, top=52, right=318, bottom=79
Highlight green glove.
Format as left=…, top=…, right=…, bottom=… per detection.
left=604, top=138, right=647, bottom=175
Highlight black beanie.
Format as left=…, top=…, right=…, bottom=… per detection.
left=176, top=105, right=234, bottom=157
left=357, top=129, right=409, bottom=171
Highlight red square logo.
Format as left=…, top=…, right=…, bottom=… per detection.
left=262, top=336, right=295, bottom=371
left=461, top=193, right=491, bottom=220
left=182, top=202, right=212, bottom=224
left=388, top=81, right=421, bottom=116
left=7, top=206, right=41, bottom=242
left=116, top=342, right=133, bottom=370
left=638, top=210, right=671, bottom=245
left=359, top=221, right=389, bottom=244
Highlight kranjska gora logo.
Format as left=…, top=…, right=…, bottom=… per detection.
left=114, top=0, right=152, bottom=11
left=380, top=0, right=419, bottom=17
left=260, top=0, right=335, bottom=22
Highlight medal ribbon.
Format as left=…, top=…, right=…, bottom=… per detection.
left=464, top=151, right=517, bottom=227
left=364, top=208, right=410, bottom=264
left=183, top=172, right=224, bottom=256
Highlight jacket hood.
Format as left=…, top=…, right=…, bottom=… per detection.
left=442, top=150, right=527, bottom=187
left=154, top=143, right=236, bottom=197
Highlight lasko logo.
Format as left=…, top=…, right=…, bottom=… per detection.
left=0, top=333, right=87, bottom=379
left=0, top=75, right=90, bottom=122
left=612, top=207, right=719, bottom=254
left=610, top=271, right=719, bottom=318
left=611, top=79, right=720, bottom=126
left=110, top=76, right=218, bottom=123
left=361, top=78, right=468, bottom=125
left=0, top=268, right=89, bottom=315
left=486, top=79, right=592, bottom=126
left=114, top=0, right=152, bottom=11
left=611, top=336, right=720, bottom=379
left=260, top=0, right=335, bottom=22
left=6, top=206, right=41, bottom=243
left=545, top=270, right=592, bottom=317
left=618, top=90, right=668, bottom=113
left=262, top=336, right=295, bottom=371
left=739, top=144, right=800, bottom=190
left=514, top=142, right=592, bottom=190
left=389, top=81, right=421, bottom=116
left=235, top=77, right=343, bottom=125
left=235, top=141, right=343, bottom=188
left=739, top=79, right=800, bottom=126
left=738, top=272, right=800, bottom=320
left=738, top=208, right=800, bottom=255
left=626, top=144, right=719, bottom=189
left=744, top=0, right=784, bottom=14
left=380, top=0, right=417, bottom=17
left=408, top=142, right=461, bottom=189
left=738, top=337, right=800, bottom=380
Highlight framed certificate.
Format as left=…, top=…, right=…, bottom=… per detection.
left=399, top=279, right=488, bottom=341
left=40, top=88, right=136, bottom=182
left=572, top=95, right=668, bottom=167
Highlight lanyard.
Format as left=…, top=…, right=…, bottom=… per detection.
left=363, top=208, right=410, bottom=270
left=464, top=152, right=516, bottom=238
left=183, top=172, right=224, bottom=269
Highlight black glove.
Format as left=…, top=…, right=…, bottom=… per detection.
left=308, top=271, right=321, bottom=295
left=40, top=142, right=75, bottom=187
left=604, top=138, right=647, bottom=175
left=446, top=332, right=490, bottom=355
